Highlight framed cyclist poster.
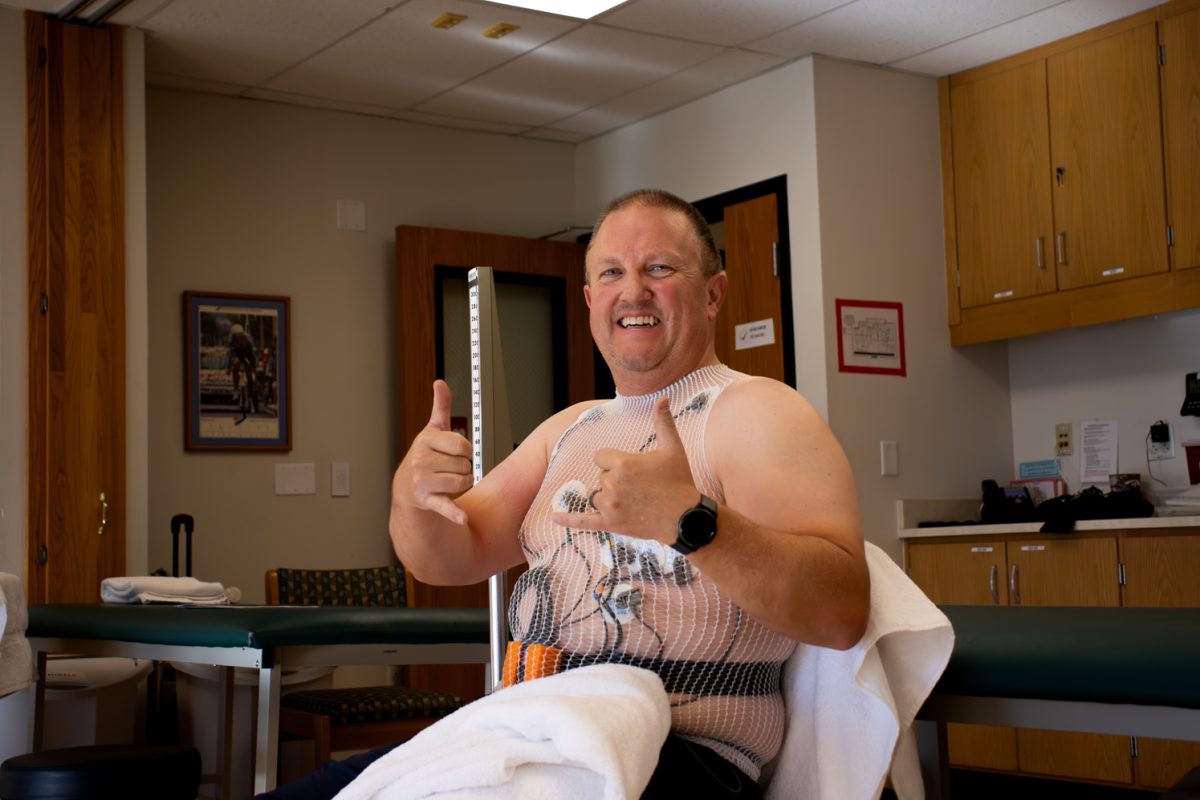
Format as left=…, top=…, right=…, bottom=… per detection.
left=183, top=291, right=291, bottom=451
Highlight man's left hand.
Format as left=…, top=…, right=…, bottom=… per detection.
left=551, top=396, right=699, bottom=544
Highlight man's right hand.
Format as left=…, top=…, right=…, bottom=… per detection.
left=398, top=380, right=472, bottom=526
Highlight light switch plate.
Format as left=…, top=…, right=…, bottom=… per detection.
left=331, top=462, right=351, bottom=496
left=880, top=440, right=898, bottom=476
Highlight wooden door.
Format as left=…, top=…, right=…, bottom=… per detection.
left=395, top=225, right=590, bottom=702
left=950, top=62, right=1057, bottom=308
left=905, top=540, right=1017, bottom=771
left=1007, top=537, right=1131, bottom=784
left=1161, top=8, right=1200, bottom=272
left=714, top=194, right=784, bottom=381
left=1121, top=532, right=1200, bottom=789
left=26, top=13, right=126, bottom=603
left=1048, top=23, right=1168, bottom=290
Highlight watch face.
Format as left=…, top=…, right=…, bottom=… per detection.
left=677, top=496, right=717, bottom=552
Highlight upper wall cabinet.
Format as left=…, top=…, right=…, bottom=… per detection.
left=951, top=61, right=1056, bottom=309
left=940, top=0, right=1200, bottom=346
left=1047, top=23, right=1167, bottom=290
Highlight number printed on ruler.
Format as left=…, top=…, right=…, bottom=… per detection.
left=470, top=279, right=484, bottom=484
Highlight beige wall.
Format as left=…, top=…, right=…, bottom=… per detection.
left=811, top=57, right=1014, bottom=559
left=146, top=90, right=576, bottom=601
left=1, top=7, right=26, bottom=577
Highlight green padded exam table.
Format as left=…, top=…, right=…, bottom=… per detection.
left=917, top=605, right=1200, bottom=799
left=26, top=603, right=490, bottom=797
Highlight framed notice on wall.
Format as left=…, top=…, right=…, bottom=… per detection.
left=835, top=298, right=906, bottom=376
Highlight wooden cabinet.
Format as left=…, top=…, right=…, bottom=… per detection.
left=1161, top=6, right=1200, bottom=272
left=949, top=62, right=1056, bottom=309
left=1046, top=23, right=1168, bottom=290
left=939, top=2, right=1200, bottom=346
left=906, top=528, right=1200, bottom=790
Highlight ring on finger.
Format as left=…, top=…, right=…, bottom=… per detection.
left=588, top=488, right=602, bottom=510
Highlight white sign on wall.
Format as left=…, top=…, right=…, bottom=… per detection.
left=734, top=318, right=776, bottom=350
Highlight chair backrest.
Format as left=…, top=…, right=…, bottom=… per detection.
left=265, top=566, right=406, bottom=607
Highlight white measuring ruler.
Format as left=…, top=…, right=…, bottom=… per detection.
left=468, top=267, right=513, bottom=690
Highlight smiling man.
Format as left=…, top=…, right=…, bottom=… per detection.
left=260, top=189, right=869, bottom=799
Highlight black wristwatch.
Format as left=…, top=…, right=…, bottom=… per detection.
left=673, top=494, right=718, bottom=554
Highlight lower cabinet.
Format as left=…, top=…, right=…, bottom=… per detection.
left=905, top=528, right=1200, bottom=790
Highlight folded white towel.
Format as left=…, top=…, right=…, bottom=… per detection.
left=0, top=572, right=33, bottom=697
left=763, top=542, right=954, bottom=800
left=100, top=576, right=230, bottom=605
left=1, top=572, right=27, bottom=636
left=333, top=664, right=671, bottom=800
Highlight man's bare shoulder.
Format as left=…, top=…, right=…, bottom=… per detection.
left=528, top=399, right=608, bottom=458
left=708, top=375, right=822, bottom=433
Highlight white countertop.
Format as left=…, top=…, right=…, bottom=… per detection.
left=896, top=498, right=1200, bottom=539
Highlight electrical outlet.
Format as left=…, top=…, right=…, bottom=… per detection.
left=1055, top=422, right=1073, bottom=457
left=1148, top=422, right=1175, bottom=461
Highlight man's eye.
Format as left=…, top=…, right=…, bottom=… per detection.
left=599, top=268, right=622, bottom=281
left=647, top=264, right=674, bottom=275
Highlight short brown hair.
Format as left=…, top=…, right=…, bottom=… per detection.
left=586, top=189, right=722, bottom=282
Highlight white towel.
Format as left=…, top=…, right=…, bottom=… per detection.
left=763, top=542, right=954, bottom=800
left=100, top=575, right=231, bottom=604
left=333, top=664, right=671, bottom=800
left=0, top=572, right=34, bottom=697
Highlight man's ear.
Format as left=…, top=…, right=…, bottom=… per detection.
left=707, top=272, right=728, bottom=320
left=584, top=283, right=592, bottom=308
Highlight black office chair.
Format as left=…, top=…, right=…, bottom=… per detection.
left=0, top=744, right=200, bottom=800
left=264, top=565, right=464, bottom=768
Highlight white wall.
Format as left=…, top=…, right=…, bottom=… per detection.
left=1, top=7, right=26, bottom=577
left=574, top=58, right=828, bottom=417
left=1010, top=308, right=1200, bottom=495
left=811, top=58, right=1014, bottom=558
left=146, top=90, right=576, bottom=601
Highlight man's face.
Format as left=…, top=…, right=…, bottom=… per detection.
left=584, top=203, right=726, bottom=394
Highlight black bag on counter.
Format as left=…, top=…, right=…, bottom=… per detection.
left=980, top=479, right=1038, bottom=523
left=1038, top=484, right=1154, bottom=533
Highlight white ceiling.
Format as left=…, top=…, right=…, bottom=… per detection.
left=4, top=0, right=1161, bottom=143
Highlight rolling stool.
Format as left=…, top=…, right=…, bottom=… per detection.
left=0, top=744, right=200, bottom=800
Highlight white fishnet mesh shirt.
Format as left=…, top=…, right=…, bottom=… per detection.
left=509, top=364, right=796, bottom=779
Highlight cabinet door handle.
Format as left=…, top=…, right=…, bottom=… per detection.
left=1035, top=236, right=1045, bottom=269
left=1055, top=232, right=1067, bottom=266
left=98, top=491, right=108, bottom=536
left=989, top=564, right=1000, bottom=605
left=1009, top=564, right=1020, bottom=605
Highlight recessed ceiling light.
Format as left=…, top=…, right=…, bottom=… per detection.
left=482, top=22, right=521, bottom=39
left=476, top=0, right=626, bottom=20
left=431, top=12, right=468, bottom=29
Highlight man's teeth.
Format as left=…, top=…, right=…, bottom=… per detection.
left=619, top=316, right=659, bottom=328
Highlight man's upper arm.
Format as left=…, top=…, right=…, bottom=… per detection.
left=453, top=402, right=598, bottom=578
left=707, top=378, right=863, bottom=555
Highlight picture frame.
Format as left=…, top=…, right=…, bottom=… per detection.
left=835, top=298, right=906, bottom=377
left=183, top=291, right=291, bottom=451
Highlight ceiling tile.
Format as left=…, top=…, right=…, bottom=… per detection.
left=750, top=0, right=1063, bottom=65
left=141, top=0, right=396, bottom=86
left=10, top=0, right=71, bottom=13
left=521, top=127, right=591, bottom=143
left=598, top=0, right=847, bottom=47
left=417, top=23, right=721, bottom=126
left=890, top=0, right=1164, bottom=76
left=108, top=0, right=176, bottom=27
left=243, top=87, right=400, bottom=117
left=390, top=109, right=533, bottom=135
left=553, top=48, right=786, bottom=135
left=264, top=0, right=579, bottom=109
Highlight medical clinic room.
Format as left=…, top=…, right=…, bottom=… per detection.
left=1, top=0, right=1198, bottom=798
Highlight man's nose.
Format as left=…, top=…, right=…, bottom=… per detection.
left=618, top=270, right=652, bottom=302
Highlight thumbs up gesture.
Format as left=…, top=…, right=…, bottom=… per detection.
left=397, top=380, right=472, bottom=525
left=551, top=396, right=699, bottom=545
